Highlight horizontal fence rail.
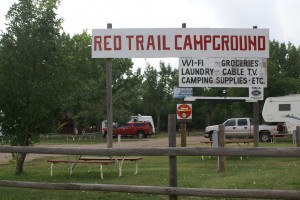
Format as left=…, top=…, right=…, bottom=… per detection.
left=1, top=146, right=300, bottom=157
left=1, top=146, right=300, bottom=199
left=1, top=180, right=300, bottom=199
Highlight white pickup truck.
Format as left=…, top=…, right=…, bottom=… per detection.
left=204, top=118, right=281, bottom=142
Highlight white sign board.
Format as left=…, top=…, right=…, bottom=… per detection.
left=173, top=87, right=192, bottom=99
left=249, top=86, right=264, bottom=101
left=179, top=58, right=267, bottom=88
left=92, top=28, right=269, bottom=58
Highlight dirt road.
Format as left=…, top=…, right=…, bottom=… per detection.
left=0, top=135, right=206, bottom=164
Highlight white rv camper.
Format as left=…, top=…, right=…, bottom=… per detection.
left=262, top=94, right=300, bottom=134
left=129, top=115, right=155, bottom=133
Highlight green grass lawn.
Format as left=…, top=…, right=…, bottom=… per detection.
left=0, top=138, right=299, bottom=199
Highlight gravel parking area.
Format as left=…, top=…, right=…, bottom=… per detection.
left=0, top=135, right=207, bottom=164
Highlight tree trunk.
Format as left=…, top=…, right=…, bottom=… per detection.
left=156, top=109, right=161, bottom=134
left=15, top=153, right=27, bottom=174
left=15, top=127, right=30, bottom=174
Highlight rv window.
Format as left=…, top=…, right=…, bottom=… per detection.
left=279, top=104, right=291, bottom=111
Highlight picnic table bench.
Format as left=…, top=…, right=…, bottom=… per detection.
left=46, top=159, right=114, bottom=179
left=47, top=156, right=143, bottom=179
left=79, top=156, right=143, bottom=177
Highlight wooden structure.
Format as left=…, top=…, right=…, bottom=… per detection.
left=1, top=141, right=300, bottom=199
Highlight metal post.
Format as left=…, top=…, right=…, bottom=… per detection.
left=106, top=23, right=113, bottom=148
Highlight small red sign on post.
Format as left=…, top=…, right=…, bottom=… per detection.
left=177, top=104, right=192, bottom=120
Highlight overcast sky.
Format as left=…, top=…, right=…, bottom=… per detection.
left=1, top=0, right=300, bottom=69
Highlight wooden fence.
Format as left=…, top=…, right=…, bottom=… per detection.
left=1, top=146, right=300, bottom=199
left=1, top=115, right=300, bottom=199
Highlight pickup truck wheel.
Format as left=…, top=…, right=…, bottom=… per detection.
left=103, top=132, right=107, bottom=138
left=137, top=131, right=145, bottom=139
left=259, top=132, right=271, bottom=142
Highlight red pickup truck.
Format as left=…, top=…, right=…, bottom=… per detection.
left=102, top=121, right=153, bottom=139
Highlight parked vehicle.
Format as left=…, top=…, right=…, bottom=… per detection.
left=204, top=118, right=281, bottom=142
left=101, top=120, right=118, bottom=129
left=129, top=115, right=155, bottom=134
left=262, top=94, right=300, bottom=134
left=102, top=121, right=153, bottom=139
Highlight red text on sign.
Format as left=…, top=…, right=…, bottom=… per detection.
left=93, top=35, right=122, bottom=51
left=174, top=34, right=266, bottom=51
left=126, top=35, right=170, bottom=50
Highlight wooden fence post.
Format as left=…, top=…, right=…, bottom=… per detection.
left=180, top=122, right=186, bottom=147
left=296, top=126, right=300, bottom=147
left=168, top=114, right=177, bottom=200
left=253, top=101, right=259, bottom=147
left=218, top=124, right=226, bottom=173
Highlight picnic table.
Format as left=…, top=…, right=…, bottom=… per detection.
left=79, top=156, right=143, bottom=176
left=47, top=159, right=114, bottom=179
left=201, top=138, right=254, bottom=147
left=200, top=138, right=255, bottom=160
left=46, top=155, right=143, bottom=179
left=270, top=134, right=291, bottom=143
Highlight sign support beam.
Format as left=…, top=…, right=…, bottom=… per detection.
left=106, top=23, right=113, bottom=148
left=180, top=23, right=187, bottom=148
left=253, top=25, right=260, bottom=147
left=184, top=96, right=254, bottom=102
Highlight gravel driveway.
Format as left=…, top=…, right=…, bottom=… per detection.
left=0, top=135, right=206, bottom=164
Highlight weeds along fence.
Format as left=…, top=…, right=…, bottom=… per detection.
left=1, top=146, right=300, bottom=199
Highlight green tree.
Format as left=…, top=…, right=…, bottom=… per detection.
left=265, top=40, right=300, bottom=97
left=142, top=62, right=174, bottom=132
left=57, top=31, right=137, bottom=131
left=0, top=0, right=63, bottom=174
left=112, top=64, right=144, bottom=124
left=56, top=31, right=107, bottom=131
